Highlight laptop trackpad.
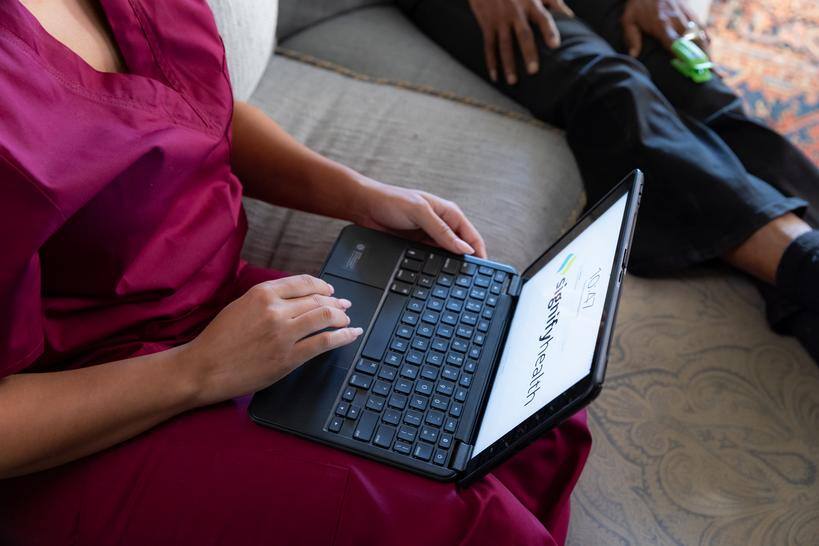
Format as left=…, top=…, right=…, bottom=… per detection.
left=319, top=273, right=382, bottom=369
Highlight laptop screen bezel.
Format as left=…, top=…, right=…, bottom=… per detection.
left=459, top=171, right=643, bottom=484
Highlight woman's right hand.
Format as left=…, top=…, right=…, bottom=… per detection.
left=181, top=275, right=363, bottom=406
left=468, top=0, right=573, bottom=85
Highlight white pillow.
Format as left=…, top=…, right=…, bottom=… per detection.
left=208, top=0, right=278, bottom=101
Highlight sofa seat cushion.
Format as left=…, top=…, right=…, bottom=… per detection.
left=277, top=0, right=390, bottom=41
left=279, top=5, right=527, bottom=115
left=243, top=56, right=583, bottom=275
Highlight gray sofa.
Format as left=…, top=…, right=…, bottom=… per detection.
left=215, top=1, right=819, bottom=543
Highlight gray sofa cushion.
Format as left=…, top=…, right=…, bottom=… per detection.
left=277, top=0, right=390, bottom=41
left=243, top=56, right=582, bottom=275
left=280, top=5, right=527, bottom=114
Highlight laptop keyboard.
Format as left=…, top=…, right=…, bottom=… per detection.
left=326, top=248, right=508, bottom=467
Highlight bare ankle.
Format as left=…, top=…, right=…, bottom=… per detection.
left=724, top=213, right=811, bottom=284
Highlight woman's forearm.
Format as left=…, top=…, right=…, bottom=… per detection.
left=230, top=101, right=370, bottom=222
left=0, top=346, right=199, bottom=479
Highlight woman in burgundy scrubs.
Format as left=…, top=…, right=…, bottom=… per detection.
left=0, top=1, right=591, bottom=544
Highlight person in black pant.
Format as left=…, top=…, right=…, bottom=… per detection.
left=397, top=0, right=819, bottom=361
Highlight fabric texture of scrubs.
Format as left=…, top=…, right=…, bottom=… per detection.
left=0, top=1, right=591, bottom=544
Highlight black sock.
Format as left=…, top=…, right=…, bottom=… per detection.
left=775, top=230, right=819, bottom=313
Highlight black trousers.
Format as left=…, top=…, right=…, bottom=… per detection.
left=398, top=0, right=818, bottom=275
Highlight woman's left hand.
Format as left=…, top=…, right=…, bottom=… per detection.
left=352, top=177, right=488, bottom=259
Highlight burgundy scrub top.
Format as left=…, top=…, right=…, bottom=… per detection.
left=0, top=1, right=591, bottom=545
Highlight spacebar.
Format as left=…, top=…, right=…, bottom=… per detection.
left=361, top=292, right=407, bottom=361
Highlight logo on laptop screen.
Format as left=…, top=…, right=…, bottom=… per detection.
left=557, top=253, right=576, bottom=275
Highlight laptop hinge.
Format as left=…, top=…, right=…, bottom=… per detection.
left=507, top=275, right=522, bottom=297
left=451, top=442, right=474, bottom=472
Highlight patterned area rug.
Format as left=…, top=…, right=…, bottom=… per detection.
left=708, top=0, right=819, bottom=164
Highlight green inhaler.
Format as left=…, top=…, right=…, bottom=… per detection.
left=671, top=37, right=713, bottom=83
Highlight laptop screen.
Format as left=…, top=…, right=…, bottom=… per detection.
left=473, top=194, right=629, bottom=456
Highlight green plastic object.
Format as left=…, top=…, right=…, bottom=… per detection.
left=670, top=37, right=713, bottom=83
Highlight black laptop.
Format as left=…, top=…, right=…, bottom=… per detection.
left=250, top=170, right=643, bottom=485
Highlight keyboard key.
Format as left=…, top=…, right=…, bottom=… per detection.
left=454, top=387, right=468, bottom=402
left=478, top=265, right=493, bottom=276
left=400, top=365, right=419, bottom=380
left=461, top=262, right=477, bottom=276
left=421, top=311, right=439, bottom=324
left=420, top=426, right=439, bottom=443
left=383, top=409, right=401, bottom=425
left=349, top=374, right=371, bottom=390
left=446, top=352, right=464, bottom=367
left=342, top=387, right=356, bottom=401
left=437, top=324, right=454, bottom=338
left=449, top=403, right=463, bottom=417
left=442, top=258, right=460, bottom=275
left=402, top=312, right=419, bottom=326
left=398, top=425, right=417, bottom=442
left=481, top=308, right=494, bottom=320
left=418, top=275, right=434, bottom=289
left=451, top=339, right=468, bottom=353
left=390, top=281, right=412, bottom=296
left=490, top=283, right=503, bottom=295
left=415, top=380, right=434, bottom=396
left=425, top=410, right=444, bottom=427
left=431, top=338, right=448, bottom=352
left=420, top=365, right=438, bottom=381
left=372, top=380, right=390, bottom=397
left=401, top=258, right=422, bottom=272
left=391, top=338, right=408, bottom=353
left=362, top=292, right=406, bottom=360
left=444, top=418, right=458, bottom=433
left=473, top=333, right=486, bottom=348
left=437, top=382, right=455, bottom=396
left=396, top=325, right=413, bottom=339
left=423, top=253, right=443, bottom=275
left=413, top=442, right=433, bottom=461
left=456, top=276, right=471, bottom=288
left=347, top=405, right=361, bottom=420
left=459, top=375, right=472, bottom=388
left=441, top=311, right=459, bottom=325
left=486, top=295, right=498, bottom=307
left=464, top=360, right=478, bottom=373
left=461, top=312, right=478, bottom=326
left=407, top=299, right=424, bottom=312
left=465, top=300, right=482, bottom=313
left=426, top=351, right=444, bottom=366
left=328, top=416, right=343, bottom=432
left=373, top=425, right=395, bottom=448
left=478, top=320, right=491, bottom=332
left=366, top=395, right=385, bottom=412
left=416, top=324, right=434, bottom=338
left=431, top=396, right=449, bottom=411
left=442, top=366, right=459, bottom=381
left=354, top=359, right=378, bottom=375
left=439, top=433, right=453, bottom=449
left=406, top=248, right=426, bottom=261
left=388, top=394, right=408, bottom=410
left=405, top=350, right=423, bottom=365
left=396, top=269, right=417, bottom=284
left=353, top=411, right=379, bottom=442
left=437, top=274, right=454, bottom=287
left=394, top=441, right=412, bottom=455
left=404, top=410, right=422, bottom=427
left=410, top=395, right=428, bottom=411
left=412, top=288, right=429, bottom=300
left=468, top=346, right=481, bottom=359
left=456, top=325, right=474, bottom=338
left=494, top=270, right=507, bottom=282
left=427, top=298, right=444, bottom=312
left=385, top=352, right=402, bottom=366
left=335, top=401, right=350, bottom=416
left=450, top=287, right=467, bottom=300
left=476, top=271, right=492, bottom=284
left=432, top=286, right=448, bottom=299
left=433, top=450, right=447, bottom=466
left=411, top=337, right=429, bottom=351
left=395, top=378, right=413, bottom=394
left=469, top=288, right=486, bottom=301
